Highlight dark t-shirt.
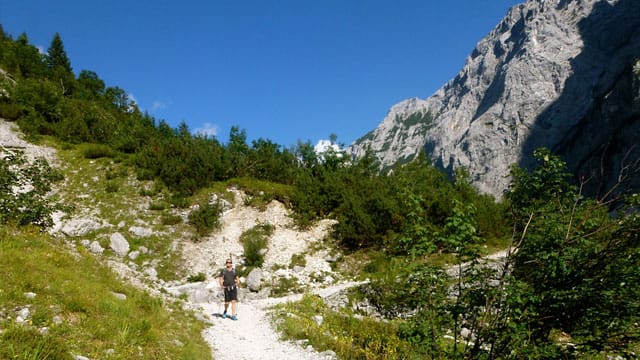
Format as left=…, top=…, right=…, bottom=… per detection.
left=219, top=268, right=237, bottom=287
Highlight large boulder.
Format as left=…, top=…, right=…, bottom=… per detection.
left=246, top=268, right=263, bottom=292
left=109, top=232, right=130, bottom=257
left=60, top=217, right=103, bottom=237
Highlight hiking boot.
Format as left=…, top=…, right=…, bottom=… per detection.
left=231, top=315, right=237, bottom=321
left=222, top=312, right=227, bottom=319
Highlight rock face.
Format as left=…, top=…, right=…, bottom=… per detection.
left=350, top=0, right=640, bottom=199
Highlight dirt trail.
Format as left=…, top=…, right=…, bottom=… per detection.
left=176, top=188, right=350, bottom=359
left=196, top=282, right=363, bottom=360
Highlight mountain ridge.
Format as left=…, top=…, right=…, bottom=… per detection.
left=350, top=0, right=640, bottom=199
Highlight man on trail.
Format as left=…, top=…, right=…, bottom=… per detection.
left=218, top=258, right=240, bottom=320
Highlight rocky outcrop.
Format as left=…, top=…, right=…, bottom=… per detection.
left=350, top=0, right=640, bottom=199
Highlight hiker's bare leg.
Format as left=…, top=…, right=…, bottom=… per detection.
left=224, top=302, right=229, bottom=312
left=231, top=300, right=237, bottom=315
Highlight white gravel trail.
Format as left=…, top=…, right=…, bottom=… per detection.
left=197, top=283, right=363, bottom=360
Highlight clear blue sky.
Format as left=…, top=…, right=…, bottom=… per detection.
left=1, top=0, right=521, bottom=148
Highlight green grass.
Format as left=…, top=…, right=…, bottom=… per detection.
left=53, top=146, right=190, bottom=282
left=272, top=294, right=417, bottom=359
left=228, top=177, right=294, bottom=209
left=0, top=226, right=211, bottom=359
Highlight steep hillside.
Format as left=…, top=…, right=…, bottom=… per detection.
left=0, top=117, right=352, bottom=359
left=350, top=0, right=640, bottom=199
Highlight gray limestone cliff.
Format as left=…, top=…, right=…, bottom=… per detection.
left=350, top=0, right=640, bottom=199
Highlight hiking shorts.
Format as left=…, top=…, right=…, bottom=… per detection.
left=224, top=286, right=237, bottom=302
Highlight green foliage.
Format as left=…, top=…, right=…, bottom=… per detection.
left=230, top=177, right=294, bottom=209
left=46, top=32, right=72, bottom=74
left=367, top=261, right=449, bottom=319
left=499, top=149, right=640, bottom=354
left=289, top=253, right=307, bottom=269
left=2, top=33, right=47, bottom=79
left=0, top=101, right=22, bottom=120
left=187, top=272, right=206, bottom=283
left=188, top=201, right=223, bottom=237
left=135, top=125, right=226, bottom=195
left=148, top=201, right=167, bottom=211
left=270, top=276, right=302, bottom=297
left=160, top=213, right=182, bottom=225
left=0, top=226, right=211, bottom=358
left=105, top=180, right=119, bottom=193
left=0, top=149, right=64, bottom=228
left=80, top=143, right=117, bottom=159
left=421, top=148, right=640, bottom=359
left=0, top=326, right=72, bottom=360
left=240, top=223, right=274, bottom=267
left=435, top=199, right=481, bottom=256
left=274, top=294, right=414, bottom=358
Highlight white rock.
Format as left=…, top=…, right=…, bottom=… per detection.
left=129, top=226, right=153, bottom=237
left=89, top=241, right=104, bottom=254
left=109, top=232, right=130, bottom=257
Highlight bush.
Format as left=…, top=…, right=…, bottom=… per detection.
left=0, top=149, right=64, bottom=228
left=105, top=181, right=119, bottom=193
left=188, top=201, right=223, bottom=237
left=289, top=253, right=307, bottom=269
left=0, top=101, right=22, bottom=120
left=148, top=201, right=167, bottom=211
left=170, top=194, right=190, bottom=209
left=187, top=272, right=206, bottom=283
left=81, top=143, right=116, bottom=159
left=270, top=276, right=302, bottom=297
left=160, top=214, right=182, bottom=225
left=240, top=223, right=274, bottom=267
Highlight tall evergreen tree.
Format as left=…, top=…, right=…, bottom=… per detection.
left=46, top=32, right=72, bottom=73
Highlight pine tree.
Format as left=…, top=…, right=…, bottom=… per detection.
left=46, top=32, right=72, bottom=73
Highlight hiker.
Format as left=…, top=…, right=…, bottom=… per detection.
left=218, top=258, right=240, bottom=320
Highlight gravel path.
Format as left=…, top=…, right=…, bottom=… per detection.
left=194, top=282, right=364, bottom=360
left=200, top=295, right=326, bottom=360
left=176, top=188, right=350, bottom=359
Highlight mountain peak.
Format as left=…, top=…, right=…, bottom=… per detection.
left=351, top=0, right=640, bottom=198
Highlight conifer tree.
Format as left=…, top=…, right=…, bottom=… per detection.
left=46, top=32, right=72, bottom=73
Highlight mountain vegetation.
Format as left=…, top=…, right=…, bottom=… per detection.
left=1, top=28, right=638, bottom=359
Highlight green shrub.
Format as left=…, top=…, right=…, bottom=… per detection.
left=274, top=294, right=413, bottom=358
left=160, top=213, right=182, bottom=225
left=270, top=276, right=302, bottom=297
left=0, top=149, right=64, bottom=228
left=187, top=272, right=206, bottom=283
left=0, top=101, right=22, bottom=120
left=105, top=181, right=119, bottom=193
left=240, top=223, right=273, bottom=267
left=170, top=194, right=190, bottom=209
left=139, top=188, right=154, bottom=196
left=289, top=253, right=307, bottom=269
left=148, top=201, right=167, bottom=211
left=188, top=201, right=223, bottom=237
left=135, top=168, right=155, bottom=181
left=81, top=143, right=116, bottom=159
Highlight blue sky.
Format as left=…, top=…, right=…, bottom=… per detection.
left=1, top=0, right=521, bottom=148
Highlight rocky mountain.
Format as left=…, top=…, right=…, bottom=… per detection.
left=350, top=0, right=640, bottom=199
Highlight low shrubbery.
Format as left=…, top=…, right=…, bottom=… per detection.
left=274, top=295, right=413, bottom=359
left=80, top=143, right=117, bottom=159
left=0, top=148, right=64, bottom=228
left=188, top=201, right=223, bottom=238
left=240, top=223, right=274, bottom=268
